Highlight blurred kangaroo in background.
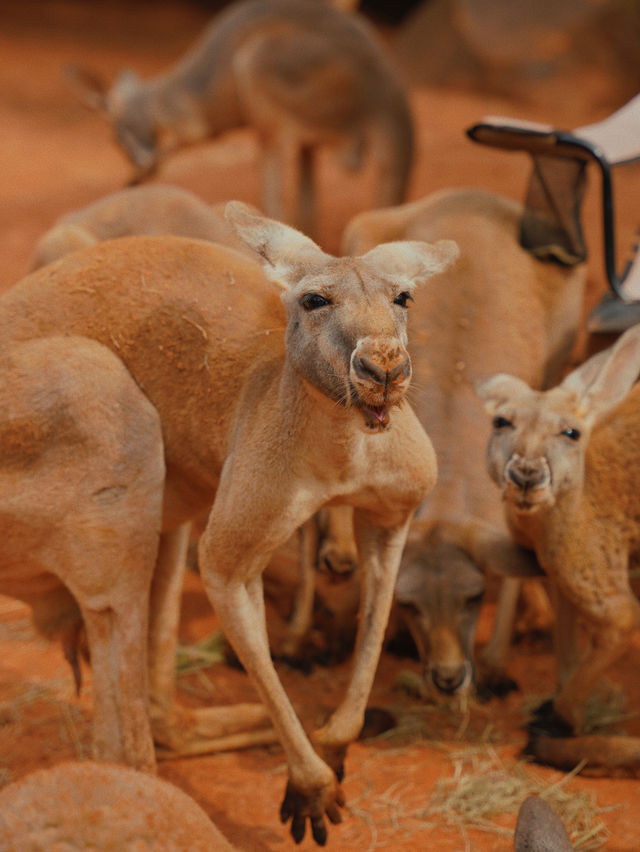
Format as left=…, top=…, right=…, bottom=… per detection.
left=66, top=0, right=414, bottom=238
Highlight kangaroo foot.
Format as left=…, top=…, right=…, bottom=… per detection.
left=152, top=702, right=277, bottom=757
left=526, top=733, right=640, bottom=774
left=280, top=777, right=344, bottom=846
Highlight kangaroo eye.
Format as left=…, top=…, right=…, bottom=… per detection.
left=394, top=291, right=413, bottom=308
left=492, top=416, right=513, bottom=430
left=300, top=293, right=331, bottom=311
left=561, top=427, right=581, bottom=441
left=466, top=592, right=484, bottom=607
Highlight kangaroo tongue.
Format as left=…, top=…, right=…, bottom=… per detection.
left=363, top=404, right=390, bottom=430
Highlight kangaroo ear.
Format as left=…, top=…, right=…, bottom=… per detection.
left=111, top=69, right=144, bottom=103
left=63, top=63, right=109, bottom=112
left=225, top=202, right=330, bottom=288
left=361, top=239, right=459, bottom=289
left=475, top=373, right=534, bottom=415
left=561, top=324, right=640, bottom=423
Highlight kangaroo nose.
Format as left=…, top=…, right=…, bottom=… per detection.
left=430, top=664, right=468, bottom=695
left=352, top=353, right=411, bottom=388
left=508, top=459, right=546, bottom=489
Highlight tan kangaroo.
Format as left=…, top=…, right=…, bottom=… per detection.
left=342, top=187, right=586, bottom=697
left=478, top=326, right=640, bottom=755
left=394, top=524, right=486, bottom=696
left=28, top=183, right=352, bottom=664
left=66, top=0, right=414, bottom=236
left=28, top=184, right=259, bottom=270
left=0, top=761, right=237, bottom=851
left=0, top=204, right=457, bottom=844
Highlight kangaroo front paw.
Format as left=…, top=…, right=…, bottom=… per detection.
left=279, top=779, right=345, bottom=846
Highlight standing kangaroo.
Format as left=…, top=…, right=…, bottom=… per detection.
left=66, top=0, right=414, bottom=237
left=0, top=204, right=457, bottom=844
left=478, top=326, right=640, bottom=747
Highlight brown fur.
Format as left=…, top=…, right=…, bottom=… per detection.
left=29, top=185, right=259, bottom=270
left=479, top=326, right=640, bottom=745
left=67, top=0, right=413, bottom=236
left=342, top=187, right=585, bottom=694
left=0, top=761, right=236, bottom=850
left=0, top=205, right=457, bottom=844
left=28, top=182, right=351, bottom=665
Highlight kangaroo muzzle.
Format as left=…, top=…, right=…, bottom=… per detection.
left=504, top=453, right=553, bottom=509
left=350, top=336, right=411, bottom=431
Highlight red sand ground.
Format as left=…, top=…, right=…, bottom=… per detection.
left=0, top=2, right=639, bottom=850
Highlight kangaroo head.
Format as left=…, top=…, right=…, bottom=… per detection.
left=395, top=531, right=485, bottom=696
left=108, top=71, right=159, bottom=176
left=477, top=325, right=640, bottom=513
left=64, top=64, right=158, bottom=176
left=226, top=202, right=459, bottom=432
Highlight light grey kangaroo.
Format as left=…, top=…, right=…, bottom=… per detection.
left=66, top=0, right=414, bottom=237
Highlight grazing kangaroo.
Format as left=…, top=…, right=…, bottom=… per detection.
left=0, top=761, right=237, bottom=851
left=394, top=523, right=486, bottom=696
left=478, top=326, right=640, bottom=751
left=342, top=187, right=585, bottom=696
left=66, top=0, right=414, bottom=236
left=0, top=204, right=457, bottom=844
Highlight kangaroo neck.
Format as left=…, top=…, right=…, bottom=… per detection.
left=507, top=488, right=579, bottom=556
left=151, top=65, right=243, bottom=138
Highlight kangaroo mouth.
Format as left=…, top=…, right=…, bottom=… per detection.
left=362, top=404, right=390, bottom=431
left=504, top=481, right=554, bottom=512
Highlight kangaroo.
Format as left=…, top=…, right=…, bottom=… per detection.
left=394, top=524, right=486, bottom=696
left=0, top=761, right=237, bottom=851
left=478, top=325, right=640, bottom=748
left=0, top=204, right=457, bottom=844
left=28, top=183, right=352, bottom=665
left=28, top=184, right=259, bottom=270
left=66, top=0, right=414, bottom=237
left=342, top=187, right=585, bottom=697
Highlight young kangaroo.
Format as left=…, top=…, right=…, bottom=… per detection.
left=0, top=204, right=457, bottom=845
left=478, top=325, right=640, bottom=743
left=66, top=0, right=414, bottom=236
left=342, top=187, right=585, bottom=697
